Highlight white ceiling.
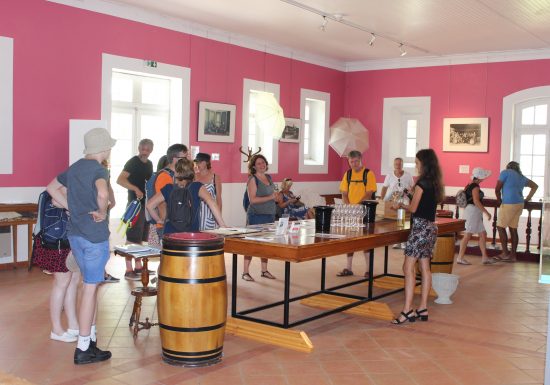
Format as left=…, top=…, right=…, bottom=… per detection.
left=55, top=0, right=550, bottom=67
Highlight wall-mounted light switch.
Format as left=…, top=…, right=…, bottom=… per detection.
left=212, top=153, right=220, bottom=161
left=459, top=165, right=470, bottom=174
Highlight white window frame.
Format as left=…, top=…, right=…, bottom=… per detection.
left=381, top=97, right=431, bottom=176
left=402, top=115, right=420, bottom=168
left=101, top=53, right=190, bottom=149
left=501, top=86, right=550, bottom=171
left=513, top=99, right=549, bottom=200
left=0, top=36, right=13, bottom=174
left=241, top=78, right=280, bottom=174
left=299, top=89, right=330, bottom=174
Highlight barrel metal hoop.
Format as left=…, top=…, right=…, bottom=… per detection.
left=162, top=346, right=223, bottom=358
left=430, top=261, right=453, bottom=265
left=159, top=322, right=226, bottom=332
left=162, top=249, right=224, bottom=257
left=158, top=274, right=226, bottom=284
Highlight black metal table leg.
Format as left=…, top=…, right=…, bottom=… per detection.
left=368, top=249, right=374, bottom=299
left=321, top=258, right=326, bottom=291
left=231, top=253, right=238, bottom=317
left=384, top=246, right=389, bottom=275
left=283, top=261, right=291, bottom=328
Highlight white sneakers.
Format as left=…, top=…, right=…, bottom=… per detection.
left=50, top=330, right=78, bottom=343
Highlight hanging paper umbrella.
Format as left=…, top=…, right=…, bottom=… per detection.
left=255, top=92, right=285, bottom=138
left=328, top=117, right=369, bottom=157
left=117, top=199, right=141, bottom=234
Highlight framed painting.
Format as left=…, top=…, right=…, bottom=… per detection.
left=443, top=117, right=489, bottom=152
left=198, top=101, right=236, bottom=143
left=280, top=118, right=301, bottom=143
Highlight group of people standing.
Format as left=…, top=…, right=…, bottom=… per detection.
left=43, top=125, right=539, bottom=363
left=456, top=161, right=538, bottom=265
left=43, top=130, right=228, bottom=364
left=337, top=149, right=538, bottom=326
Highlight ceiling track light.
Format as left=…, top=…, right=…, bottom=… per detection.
left=280, top=0, right=432, bottom=56
left=368, top=33, right=376, bottom=47
left=319, top=16, right=328, bottom=32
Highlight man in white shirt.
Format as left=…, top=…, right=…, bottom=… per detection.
left=380, top=157, right=414, bottom=249
left=380, top=157, right=414, bottom=201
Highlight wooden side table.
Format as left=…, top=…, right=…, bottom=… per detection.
left=0, top=203, right=38, bottom=269
left=114, top=248, right=160, bottom=337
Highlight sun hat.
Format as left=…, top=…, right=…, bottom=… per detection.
left=194, top=152, right=211, bottom=162
left=472, top=167, right=491, bottom=180
left=83, top=127, right=116, bottom=155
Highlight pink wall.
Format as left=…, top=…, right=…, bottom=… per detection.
left=0, top=0, right=345, bottom=187
left=2, top=0, right=550, bottom=190
left=344, top=60, right=550, bottom=187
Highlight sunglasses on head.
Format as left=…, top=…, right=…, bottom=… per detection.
left=175, top=176, right=187, bottom=181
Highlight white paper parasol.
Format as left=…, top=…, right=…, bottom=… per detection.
left=329, top=117, right=369, bottom=157
left=255, top=92, right=285, bottom=138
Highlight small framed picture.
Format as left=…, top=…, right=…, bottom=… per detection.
left=443, top=117, right=489, bottom=152
left=280, top=118, right=301, bottom=143
left=198, top=101, right=236, bottom=143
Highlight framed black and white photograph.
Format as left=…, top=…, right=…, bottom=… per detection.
left=443, top=117, right=489, bottom=152
left=198, top=101, right=236, bottom=143
left=280, top=118, right=301, bottom=143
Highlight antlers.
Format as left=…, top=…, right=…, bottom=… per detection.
left=239, top=146, right=262, bottom=163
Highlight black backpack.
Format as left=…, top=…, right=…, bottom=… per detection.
left=34, top=190, right=70, bottom=250
left=166, top=185, right=194, bottom=232
left=346, top=168, right=375, bottom=200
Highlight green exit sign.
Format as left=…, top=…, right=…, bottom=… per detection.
left=144, top=60, right=157, bottom=68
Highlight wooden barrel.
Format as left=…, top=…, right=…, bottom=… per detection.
left=158, top=232, right=226, bottom=367
left=431, top=234, right=455, bottom=274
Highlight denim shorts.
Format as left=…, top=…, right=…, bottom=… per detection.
left=68, top=236, right=110, bottom=284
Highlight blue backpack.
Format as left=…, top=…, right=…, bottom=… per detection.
left=243, top=175, right=272, bottom=212
left=34, top=191, right=70, bottom=250
left=144, top=167, right=175, bottom=224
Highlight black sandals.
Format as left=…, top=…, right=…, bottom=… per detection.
left=391, top=310, right=416, bottom=325
left=415, top=308, right=429, bottom=321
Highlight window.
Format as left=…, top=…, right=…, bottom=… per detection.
left=101, top=53, right=190, bottom=218
left=0, top=36, right=13, bottom=174
left=299, top=89, right=330, bottom=174
left=110, top=71, right=172, bottom=218
left=514, top=99, right=550, bottom=202
left=404, top=118, right=418, bottom=169
left=241, top=79, right=280, bottom=174
left=381, top=97, right=431, bottom=176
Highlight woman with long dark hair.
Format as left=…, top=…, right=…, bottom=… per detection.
left=391, top=149, right=445, bottom=324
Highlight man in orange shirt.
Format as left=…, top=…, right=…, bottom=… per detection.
left=154, top=143, right=188, bottom=237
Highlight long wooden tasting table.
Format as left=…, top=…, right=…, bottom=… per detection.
left=223, top=217, right=464, bottom=352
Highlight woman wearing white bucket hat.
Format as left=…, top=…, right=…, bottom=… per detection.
left=456, top=167, right=495, bottom=265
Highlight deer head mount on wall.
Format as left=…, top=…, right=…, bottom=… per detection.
left=239, top=146, right=262, bottom=163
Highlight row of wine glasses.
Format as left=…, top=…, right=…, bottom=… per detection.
left=330, top=204, right=366, bottom=228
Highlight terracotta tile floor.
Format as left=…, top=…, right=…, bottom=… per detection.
left=0, top=247, right=547, bottom=385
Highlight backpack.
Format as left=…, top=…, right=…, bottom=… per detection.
left=144, top=167, right=175, bottom=224
left=243, top=174, right=272, bottom=212
left=346, top=168, right=375, bottom=199
left=455, top=189, right=468, bottom=208
left=34, top=191, right=70, bottom=250
left=165, top=185, right=193, bottom=232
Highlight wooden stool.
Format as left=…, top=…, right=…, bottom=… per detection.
left=129, top=286, right=158, bottom=337
left=114, top=249, right=160, bottom=337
